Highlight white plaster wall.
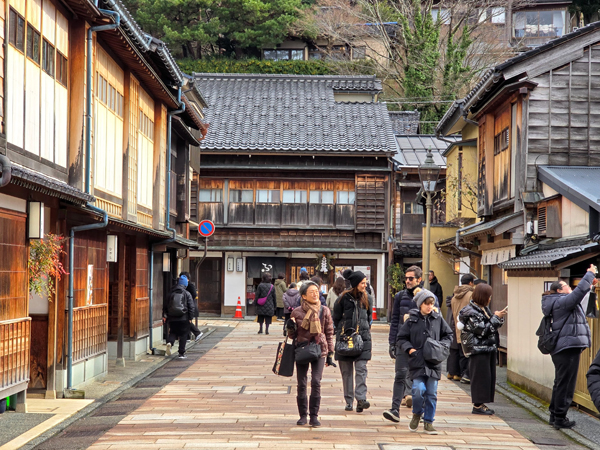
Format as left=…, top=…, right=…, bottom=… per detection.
left=507, top=277, right=555, bottom=389
left=541, top=183, right=588, bottom=237
left=223, top=252, right=246, bottom=307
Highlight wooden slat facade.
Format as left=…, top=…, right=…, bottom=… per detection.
left=356, top=174, right=386, bottom=232
left=134, top=297, right=149, bottom=338
left=72, top=304, right=108, bottom=363
left=0, top=318, right=31, bottom=392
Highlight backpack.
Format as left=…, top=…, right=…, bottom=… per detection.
left=536, top=314, right=559, bottom=355
left=167, top=288, right=188, bottom=318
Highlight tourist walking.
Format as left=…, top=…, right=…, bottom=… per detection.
left=296, top=267, right=310, bottom=291
left=179, top=271, right=203, bottom=341
left=457, top=283, right=506, bottom=415
left=286, top=281, right=335, bottom=427
left=283, top=283, right=300, bottom=336
left=397, top=289, right=452, bottom=434
left=275, top=273, right=287, bottom=320
left=163, top=275, right=196, bottom=359
left=542, top=265, right=596, bottom=429
left=326, top=277, right=345, bottom=310
left=333, top=270, right=372, bottom=412
left=383, top=265, right=422, bottom=423
left=451, top=274, right=475, bottom=384
left=255, top=272, right=276, bottom=334
left=428, top=271, right=443, bottom=306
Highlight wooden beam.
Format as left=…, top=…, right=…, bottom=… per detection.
left=116, top=234, right=125, bottom=367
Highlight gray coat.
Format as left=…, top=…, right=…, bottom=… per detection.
left=255, top=282, right=276, bottom=316
left=541, top=271, right=593, bottom=355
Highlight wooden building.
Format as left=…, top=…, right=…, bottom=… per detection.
left=436, top=22, right=600, bottom=409
left=191, top=74, right=396, bottom=317
left=0, top=0, right=205, bottom=405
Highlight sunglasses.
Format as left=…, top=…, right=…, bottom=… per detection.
left=405, top=276, right=416, bottom=281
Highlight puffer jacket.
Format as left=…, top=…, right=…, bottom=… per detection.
left=541, top=270, right=593, bottom=355
left=388, top=287, right=418, bottom=345
left=397, top=308, right=452, bottom=380
left=288, top=303, right=335, bottom=358
left=458, top=301, right=504, bottom=357
left=333, top=291, right=372, bottom=361
left=283, top=288, right=300, bottom=312
left=274, top=279, right=286, bottom=309
left=255, top=282, right=276, bottom=316
left=586, top=348, right=600, bottom=411
left=451, top=285, right=474, bottom=343
left=445, top=295, right=459, bottom=350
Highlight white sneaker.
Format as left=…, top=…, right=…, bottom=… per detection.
left=178, top=355, right=187, bottom=359
left=195, top=331, right=203, bottom=342
left=166, top=343, right=172, bottom=356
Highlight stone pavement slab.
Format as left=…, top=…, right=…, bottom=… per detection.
left=86, top=321, right=543, bottom=450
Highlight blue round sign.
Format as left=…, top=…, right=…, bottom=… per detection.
left=199, top=220, right=215, bottom=237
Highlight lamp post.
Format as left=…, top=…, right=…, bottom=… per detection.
left=418, top=149, right=441, bottom=290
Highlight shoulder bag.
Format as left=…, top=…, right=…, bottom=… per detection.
left=294, top=307, right=324, bottom=364
left=273, top=335, right=295, bottom=377
left=257, top=285, right=273, bottom=306
left=335, top=301, right=364, bottom=357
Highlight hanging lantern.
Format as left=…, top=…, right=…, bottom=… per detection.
left=321, top=255, right=328, bottom=273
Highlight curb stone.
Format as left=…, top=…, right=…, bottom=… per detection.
left=19, top=327, right=215, bottom=450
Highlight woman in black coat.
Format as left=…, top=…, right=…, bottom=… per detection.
left=255, top=272, right=276, bottom=334
left=457, top=283, right=506, bottom=415
left=333, top=270, right=372, bottom=413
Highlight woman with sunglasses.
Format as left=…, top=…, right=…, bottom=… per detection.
left=333, top=270, right=373, bottom=412
left=286, top=281, right=335, bottom=427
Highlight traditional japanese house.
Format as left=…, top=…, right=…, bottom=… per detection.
left=0, top=0, right=205, bottom=404
left=192, top=73, right=396, bottom=317
left=436, top=22, right=600, bottom=409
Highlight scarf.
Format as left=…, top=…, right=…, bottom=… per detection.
left=301, top=299, right=322, bottom=334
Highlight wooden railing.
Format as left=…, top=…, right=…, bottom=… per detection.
left=0, top=317, right=31, bottom=391
left=135, top=297, right=150, bottom=338
left=73, top=304, right=108, bottom=363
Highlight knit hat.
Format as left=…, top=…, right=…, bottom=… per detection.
left=413, top=289, right=435, bottom=309
left=179, top=275, right=189, bottom=287
left=347, top=271, right=367, bottom=288
left=342, top=269, right=353, bottom=280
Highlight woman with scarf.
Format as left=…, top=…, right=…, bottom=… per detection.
left=286, top=281, right=335, bottom=427
left=333, top=270, right=373, bottom=412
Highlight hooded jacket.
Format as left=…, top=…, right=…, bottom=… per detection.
left=451, top=285, right=474, bottom=343
left=397, top=308, right=453, bottom=380
left=288, top=303, right=335, bottom=358
left=587, top=348, right=600, bottom=411
left=274, top=279, right=287, bottom=309
left=283, top=288, right=300, bottom=312
left=458, top=301, right=504, bottom=356
left=429, top=276, right=443, bottom=306
left=541, top=271, right=593, bottom=355
left=163, top=284, right=195, bottom=322
left=333, top=291, right=372, bottom=361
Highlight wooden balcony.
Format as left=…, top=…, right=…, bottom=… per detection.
left=135, top=297, right=149, bottom=338
left=72, top=304, right=108, bottom=363
left=0, top=317, right=31, bottom=397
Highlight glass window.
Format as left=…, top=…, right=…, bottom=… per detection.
left=199, top=189, right=222, bottom=202
left=42, top=40, right=55, bottom=77
left=9, top=9, right=25, bottom=52
left=256, top=190, right=280, bottom=203
left=27, top=24, right=41, bottom=64
left=263, top=50, right=277, bottom=60
left=291, top=49, right=304, bottom=60
left=404, top=202, right=424, bottom=214
left=310, top=190, right=334, bottom=204
left=283, top=190, right=307, bottom=203
left=336, top=191, right=355, bottom=204
left=230, top=189, right=253, bottom=203
left=57, top=52, right=67, bottom=86
left=491, top=7, right=505, bottom=23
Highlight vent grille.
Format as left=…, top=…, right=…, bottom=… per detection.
left=538, top=206, right=547, bottom=235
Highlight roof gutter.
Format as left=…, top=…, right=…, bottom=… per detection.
left=455, top=222, right=483, bottom=258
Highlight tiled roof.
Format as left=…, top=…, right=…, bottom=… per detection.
left=194, top=73, right=396, bottom=154
left=462, top=212, right=522, bottom=238
left=393, top=135, right=458, bottom=168
left=388, top=111, right=420, bottom=135
left=499, top=242, right=599, bottom=269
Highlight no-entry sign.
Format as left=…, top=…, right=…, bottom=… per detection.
left=199, top=220, right=215, bottom=238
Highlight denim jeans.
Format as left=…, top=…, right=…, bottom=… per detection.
left=412, top=376, right=438, bottom=423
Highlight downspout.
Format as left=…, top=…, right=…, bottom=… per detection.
left=148, top=86, right=185, bottom=354
left=67, top=10, right=120, bottom=390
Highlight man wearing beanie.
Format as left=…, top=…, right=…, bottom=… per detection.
left=163, top=275, right=196, bottom=359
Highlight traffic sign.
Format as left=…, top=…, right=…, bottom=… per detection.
left=199, top=220, right=215, bottom=237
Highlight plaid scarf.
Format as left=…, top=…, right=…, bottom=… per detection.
left=301, top=299, right=322, bottom=334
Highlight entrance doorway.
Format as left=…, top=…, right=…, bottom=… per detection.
left=197, top=258, right=222, bottom=315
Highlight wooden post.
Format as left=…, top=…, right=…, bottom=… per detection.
left=116, top=234, right=126, bottom=367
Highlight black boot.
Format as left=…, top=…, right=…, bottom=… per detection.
left=296, top=396, right=308, bottom=425
left=309, top=395, right=321, bottom=427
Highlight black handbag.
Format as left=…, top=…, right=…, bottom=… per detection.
left=295, top=341, right=321, bottom=364
left=273, top=336, right=295, bottom=377
left=587, top=292, right=599, bottom=319
left=423, top=336, right=449, bottom=365
left=335, top=302, right=364, bottom=357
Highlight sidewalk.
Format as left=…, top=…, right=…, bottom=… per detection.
left=87, top=322, right=542, bottom=450
left=0, top=326, right=212, bottom=450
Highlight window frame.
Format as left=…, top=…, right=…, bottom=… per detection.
left=263, top=49, right=304, bottom=61
left=229, top=189, right=253, bottom=203
left=256, top=189, right=281, bottom=203
left=309, top=190, right=334, bottom=204
left=26, top=23, right=41, bottom=64
left=199, top=188, right=223, bottom=203
left=9, top=8, right=26, bottom=53
left=336, top=190, right=355, bottom=205
left=42, top=38, right=55, bottom=77
left=56, top=51, right=68, bottom=86
left=282, top=189, right=307, bottom=204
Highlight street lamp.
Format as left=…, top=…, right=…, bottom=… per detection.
left=418, top=149, right=441, bottom=290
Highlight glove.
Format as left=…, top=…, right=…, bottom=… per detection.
left=326, top=352, right=336, bottom=367
left=389, top=344, right=396, bottom=360
left=286, top=319, right=297, bottom=333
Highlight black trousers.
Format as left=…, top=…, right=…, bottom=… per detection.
left=448, top=346, right=469, bottom=377
left=257, top=315, right=272, bottom=326
left=276, top=307, right=284, bottom=319
left=391, top=347, right=411, bottom=411
left=469, top=351, right=496, bottom=404
left=550, top=347, right=582, bottom=418
left=190, top=322, right=201, bottom=337
left=167, top=321, right=190, bottom=356
left=297, top=356, right=325, bottom=399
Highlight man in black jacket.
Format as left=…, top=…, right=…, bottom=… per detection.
left=163, top=275, right=196, bottom=359
left=587, top=348, right=600, bottom=411
left=180, top=272, right=203, bottom=341
left=383, top=265, right=422, bottom=423
left=428, top=271, right=443, bottom=306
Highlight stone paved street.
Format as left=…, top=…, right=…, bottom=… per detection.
left=73, top=320, right=549, bottom=450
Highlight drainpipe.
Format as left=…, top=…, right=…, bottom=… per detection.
left=0, top=154, right=12, bottom=187
left=66, top=10, right=120, bottom=390
left=148, top=86, right=185, bottom=354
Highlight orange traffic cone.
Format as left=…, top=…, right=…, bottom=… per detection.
left=372, top=306, right=378, bottom=321
left=233, top=297, right=244, bottom=319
